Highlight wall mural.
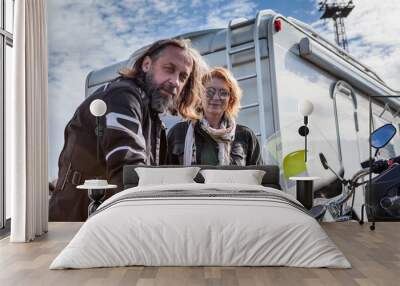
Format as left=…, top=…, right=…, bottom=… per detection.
left=48, top=1, right=400, bottom=223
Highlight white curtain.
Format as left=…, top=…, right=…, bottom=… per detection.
left=8, top=0, right=49, bottom=242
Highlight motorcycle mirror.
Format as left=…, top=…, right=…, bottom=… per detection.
left=319, top=153, right=329, bottom=170
left=371, top=123, right=397, bottom=149
left=319, top=152, right=347, bottom=184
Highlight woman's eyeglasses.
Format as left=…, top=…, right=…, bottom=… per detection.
left=205, top=87, right=230, bottom=99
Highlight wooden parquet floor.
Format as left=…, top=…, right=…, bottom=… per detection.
left=0, top=222, right=399, bottom=286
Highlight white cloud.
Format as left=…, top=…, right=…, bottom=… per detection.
left=191, top=0, right=202, bottom=8
left=311, top=0, right=400, bottom=90
left=205, top=0, right=257, bottom=28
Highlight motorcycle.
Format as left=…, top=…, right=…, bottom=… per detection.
left=311, top=123, right=400, bottom=230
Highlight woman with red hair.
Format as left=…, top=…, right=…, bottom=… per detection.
left=167, top=67, right=261, bottom=166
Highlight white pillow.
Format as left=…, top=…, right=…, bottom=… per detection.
left=200, top=169, right=266, bottom=185
left=135, top=167, right=200, bottom=186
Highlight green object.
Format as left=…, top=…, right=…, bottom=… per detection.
left=283, top=150, right=307, bottom=178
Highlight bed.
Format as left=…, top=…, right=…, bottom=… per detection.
left=50, top=165, right=350, bottom=269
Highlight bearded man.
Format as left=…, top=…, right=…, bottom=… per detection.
left=49, top=39, right=205, bottom=221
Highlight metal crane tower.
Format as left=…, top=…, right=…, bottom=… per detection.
left=319, top=0, right=355, bottom=51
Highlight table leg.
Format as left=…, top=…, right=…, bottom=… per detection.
left=88, top=189, right=106, bottom=216
left=296, top=180, right=314, bottom=209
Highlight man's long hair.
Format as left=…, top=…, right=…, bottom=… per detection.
left=119, top=39, right=207, bottom=120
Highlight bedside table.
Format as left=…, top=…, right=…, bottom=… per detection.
left=77, top=183, right=117, bottom=216
left=289, top=176, right=320, bottom=209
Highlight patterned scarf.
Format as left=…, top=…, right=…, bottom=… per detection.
left=184, top=116, right=236, bottom=166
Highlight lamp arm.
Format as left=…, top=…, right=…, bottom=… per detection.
left=96, top=117, right=100, bottom=163
left=304, top=116, right=308, bottom=162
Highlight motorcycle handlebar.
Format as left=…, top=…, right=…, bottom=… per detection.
left=368, top=155, right=400, bottom=174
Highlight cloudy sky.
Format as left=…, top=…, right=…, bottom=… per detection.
left=47, top=0, right=400, bottom=179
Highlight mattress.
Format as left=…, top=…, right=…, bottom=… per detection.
left=50, top=183, right=351, bottom=269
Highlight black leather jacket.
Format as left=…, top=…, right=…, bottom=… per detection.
left=167, top=121, right=262, bottom=166
left=49, top=77, right=167, bottom=222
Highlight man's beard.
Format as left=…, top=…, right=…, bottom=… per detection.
left=144, top=71, right=175, bottom=114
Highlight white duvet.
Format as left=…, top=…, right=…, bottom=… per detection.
left=50, top=183, right=351, bottom=269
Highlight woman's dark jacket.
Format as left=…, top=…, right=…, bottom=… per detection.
left=167, top=121, right=262, bottom=166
